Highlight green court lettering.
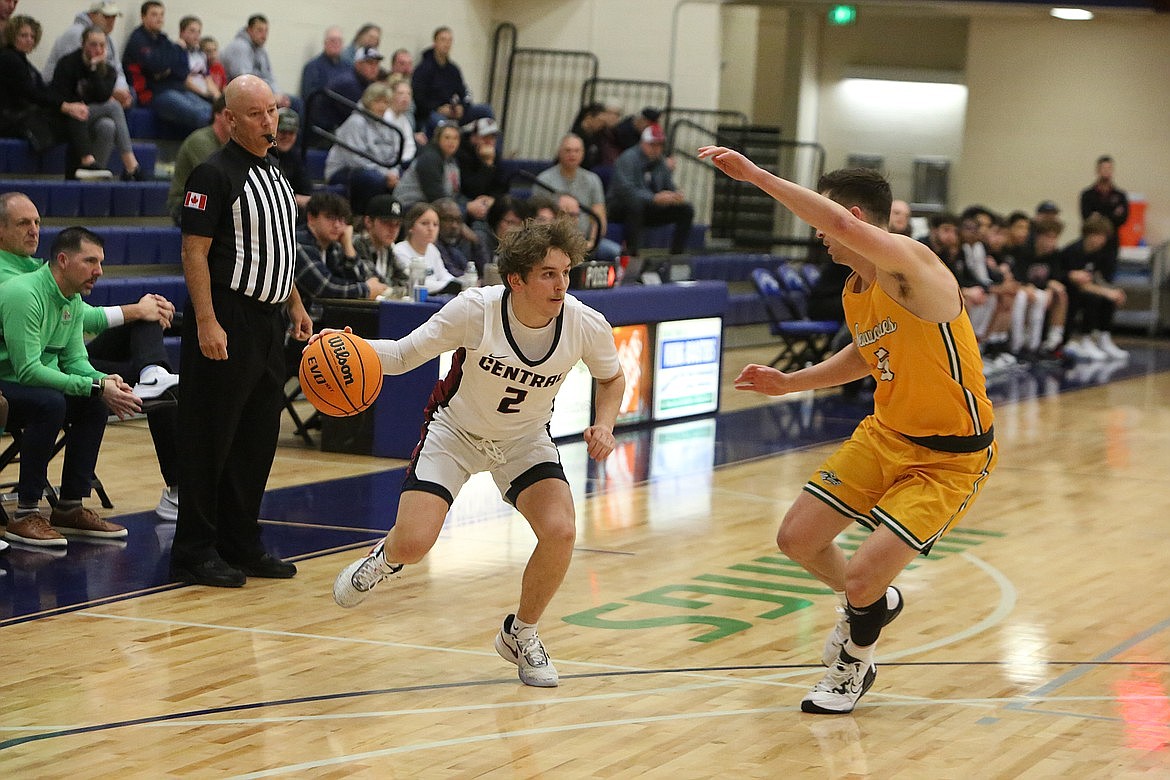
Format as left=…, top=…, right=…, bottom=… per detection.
left=562, top=602, right=752, bottom=643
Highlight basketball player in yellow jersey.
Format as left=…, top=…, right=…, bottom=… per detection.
left=698, top=145, right=997, bottom=714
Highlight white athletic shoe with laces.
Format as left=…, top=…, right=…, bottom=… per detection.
left=494, top=613, right=559, bottom=687
left=803, top=648, right=877, bottom=714
left=821, top=586, right=903, bottom=667
left=332, top=540, right=402, bottom=608
left=1094, top=331, right=1129, bottom=360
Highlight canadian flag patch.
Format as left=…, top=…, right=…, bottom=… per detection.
left=184, top=191, right=207, bottom=210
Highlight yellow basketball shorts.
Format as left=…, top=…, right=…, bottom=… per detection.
left=803, top=415, right=997, bottom=555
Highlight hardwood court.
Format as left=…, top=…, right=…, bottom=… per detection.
left=2, top=344, right=1169, bottom=777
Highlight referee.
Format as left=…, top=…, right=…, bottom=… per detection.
left=170, top=75, right=313, bottom=588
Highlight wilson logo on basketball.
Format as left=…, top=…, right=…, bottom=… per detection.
left=326, top=334, right=355, bottom=386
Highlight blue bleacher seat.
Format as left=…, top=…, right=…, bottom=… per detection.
left=127, top=108, right=188, bottom=141
left=305, top=148, right=328, bottom=181
left=140, top=182, right=169, bottom=216
left=80, top=183, right=114, bottom=217
left=50, top=181, right=83, bottom=218
left=110, top=183, right=144, bottom=217
left=34, top=226, right=182, bottom=265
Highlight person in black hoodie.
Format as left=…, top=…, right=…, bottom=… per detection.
left=52, top=26, right=145, bottom=180
left=0, top=15, right=98, bottom=175
left=411, top=26, right=492, bottom=136
left=122, top=1, right=208, bottom=133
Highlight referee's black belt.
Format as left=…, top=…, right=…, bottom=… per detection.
left=903, top=426, right=994, bottom=454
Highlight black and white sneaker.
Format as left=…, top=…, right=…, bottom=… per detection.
left=821, top=586, right=903, bottom=667
left=332, top=540, right=402, bottom=608
left=802, top=648, right=877, bottom=714
left=494, top=613, right=559, bottom=687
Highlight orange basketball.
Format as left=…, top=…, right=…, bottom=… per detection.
left=298, top=331, right=384, bottom=417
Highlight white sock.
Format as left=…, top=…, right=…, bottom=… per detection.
left=1010, top=290, right=1028, bottom=352
left=884, top=586, right=900, bottom=612
left=511, top=615, right=537, bottom=637
left=843, top=639, right=875, bottom=664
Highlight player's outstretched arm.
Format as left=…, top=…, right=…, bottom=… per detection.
left=734, top=344, right=869, bottom=396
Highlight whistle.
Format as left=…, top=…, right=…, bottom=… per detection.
left=264, top=133, right=277, bottom=145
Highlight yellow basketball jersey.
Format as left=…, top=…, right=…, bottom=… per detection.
left=844, top=273, right=994, bottom=448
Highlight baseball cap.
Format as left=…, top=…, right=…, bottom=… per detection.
left=366, top=195, right=402, bottom=220
left=464, top=117, right=499, bottom=137
left=89, top=1, right=122, bottom=15
left=1036, top=200, right=1061, bottom=215
left=640, top=124, right=666, bottom=144
left=277, top=108, right=299, bottom=133
left=640, top=106, right=661, bottom=123
left=354, top=47, right=384, bottom=63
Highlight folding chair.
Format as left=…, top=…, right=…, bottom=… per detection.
left=751, top=268, right=841, bottom=371
left=283, top=339, right=320, bottom=446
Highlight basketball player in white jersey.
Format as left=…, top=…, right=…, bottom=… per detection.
left=328, top=217, right=625, bottom=687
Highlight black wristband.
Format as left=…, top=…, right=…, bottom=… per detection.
left=91, top=378, right=104, bottom=398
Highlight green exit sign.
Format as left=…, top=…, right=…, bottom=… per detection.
left=828, top=4, right=857, bottom=25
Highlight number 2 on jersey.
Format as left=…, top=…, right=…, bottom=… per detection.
left=496, top=386, right=528, bottom=413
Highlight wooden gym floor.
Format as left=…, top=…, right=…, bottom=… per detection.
left=1, top=340, right=1168, bottom=777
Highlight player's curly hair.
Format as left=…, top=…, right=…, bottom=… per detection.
left=496, top=217, right=588, bottom=288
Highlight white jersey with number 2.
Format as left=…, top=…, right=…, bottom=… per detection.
left=369, top=285, right=621, bottom=442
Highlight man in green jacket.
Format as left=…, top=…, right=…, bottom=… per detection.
left=0, top=227, right=141, bottom=549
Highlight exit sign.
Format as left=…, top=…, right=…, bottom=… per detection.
left=828, top=4, right=857, bottom=25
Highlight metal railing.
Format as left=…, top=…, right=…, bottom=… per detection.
left=499, top=48, right=599, bottom=160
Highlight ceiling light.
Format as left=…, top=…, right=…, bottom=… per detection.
left=1050, top=7, right=1094, bottom=20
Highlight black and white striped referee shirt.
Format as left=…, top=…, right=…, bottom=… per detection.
left=180, top=139, right=297, bottom=305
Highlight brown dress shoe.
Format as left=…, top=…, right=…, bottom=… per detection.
left=50, top=506, right=128, bottom=539
left=4, top=512, right=67, bottom=547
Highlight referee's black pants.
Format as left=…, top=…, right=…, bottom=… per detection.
left=171, top=289, right=286, bottom=568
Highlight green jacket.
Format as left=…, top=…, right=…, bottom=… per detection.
left=0, top=263, right=104, bottom=396
left=0, top=249, right=110, bottom=334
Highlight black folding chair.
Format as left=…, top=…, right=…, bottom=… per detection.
left=751, top=268, right=841, bottom=371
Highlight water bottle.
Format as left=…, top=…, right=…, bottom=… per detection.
left=409, top=257, right=427, bottom=302
left=462, top=263, right=478, bottom=289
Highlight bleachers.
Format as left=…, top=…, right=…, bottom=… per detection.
left=37, top=225, right=181, bottom=266
left=125, top=108, right=189, bottom=142
left=4, top=179, right=170, bottom=218
left=0, top=138, right=158, bottom=178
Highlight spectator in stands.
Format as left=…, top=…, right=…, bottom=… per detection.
left=318, top=45, right=383, bottom=137
left=271, top=108, right=312, bottom=210
left=342, top=23, right=380, bottom=66
left=0, top=226, right=139, bottom=548
left=383, top=76, right=417, bottom=164
left=392, top=120, right=462, bottom=211
left=1004, top=210, right=1031, bottom=254
left=43, top=2, right=134, bottom=111
left=324, top=81, right=403, bottom=216
left=1079, top=155, right=1128, bottom=283
left=0, top=15, right=104, bottom=177
left=295, top=192, right=388, bottom=310
left=0, top=0, right=16, bottom=29
left=1019, top=218, right=1070, bottom=358
left=412, top=26, right=492, bottom=135
left=434, top=196, right=486, bottom=278
left=220, top=14, right=296, bottom=111
left=177, top=15, right=218, bottom=103
left=1060, top=213, right=1128, bottom=361
left=300, top=25, right=346, bottom=103
left=921, top=212, right=960, bottom=267
left=889, top=198, right=912, bottom=236
left=394, top=202, right=462, bottom=296
left=571, top=102, right=621, bottom=171
left=958, top=214, right=1018, bottom=369
left=481, top=194, right=531, bottom=274
left=1033, top=199, right=1062, bottom=232
left=200, top=35, right=225, bottom=92
left=611, top=106, right=660, bottom=154
left=458, top=117, right=507, bottom=224
left=165, top=93, right=228, bottom=222
left=987, top=214, right=1047, bottom=361
left=389, top=47, right=413, bottom=79
left=0, top=192, right=183, bottom=521
left=122, top=1, right=209, bottom=134
left=607, top=123, right=694, bottom=261
left=537, top=133, right=621, bottom=261
left=51, top=26, right=146, bottom=181
left=353, top=194, right=406, bottom=287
